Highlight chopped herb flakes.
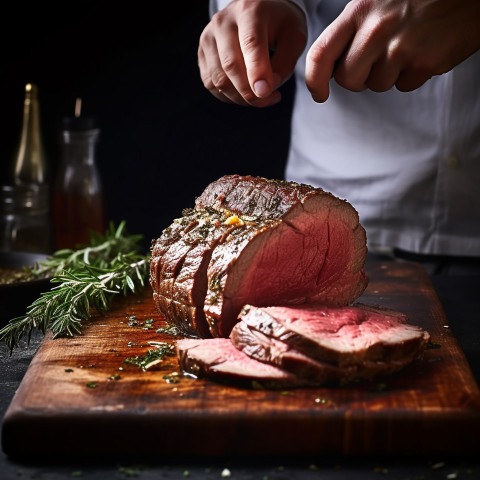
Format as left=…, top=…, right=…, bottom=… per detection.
left=86, top=382, right=97, bottom=388
left=127, top=316, right=142, bottom=326
left=163, top=372, right=181, bottom=384
left=127, top=316, right=155, bottom=330
left=156, top=323, right=181, bottom=336
left=124, top=343, right=175, bottom=371
left=117, top=465, right=149, bottom=477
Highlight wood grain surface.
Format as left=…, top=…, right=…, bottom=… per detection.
left=2, top=259, right=480, bottom=458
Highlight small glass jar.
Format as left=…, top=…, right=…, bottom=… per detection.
left=54, top=118, right=105, bottom=250
left=0, top=184, right=53, bottom=253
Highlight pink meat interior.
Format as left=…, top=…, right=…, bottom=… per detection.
left=222, top=201, right=359, bottom=330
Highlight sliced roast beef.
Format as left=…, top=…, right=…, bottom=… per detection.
left=228, top=325, right=353, bottom=384
left=151, top=175, right=369, bottom=338
left=231, top=304, right=430, bottom=370
left=152, top=207, right=248, bottom=337
left=177, top=301, right=430, bottom=388
left=176, top=337, right=303, bottom=389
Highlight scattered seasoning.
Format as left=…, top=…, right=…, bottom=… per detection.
left=117, top=465, right=150, bottom=477
left=123, top=343, right=175, bottom=371
left=156, top=323, right=181, bottom=336
left=64, top=368, right=74, bottom=373
left=163, top=372, right=181, bottom=384
left=183, top=470, right=190, bottom=477
left=86, top=382, right=97, bottom=388
left=281, top=391, right=291, bottom=396
left=127, top=341, right=148, bottom=348
left=143, top=319, right=155, bottom=330
left=431, top=462, right=445, bottom=470
left=221, top=468, right=232, bottom=477
left=118, top=466, right=139, bottom=477
left=426, top=342, right=442, bottom=349
left=447, top=473, right=458, bottom=480
left=127, top=315, right=142, bottom=326
left=108, top=374, right=121, bottom=381
left=314, top=397, right=329, bottom=405
left=209, top=276, right=222, bottom=292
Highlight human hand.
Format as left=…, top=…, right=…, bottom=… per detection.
left=306, top=0, right=480, bottom=102
left=198, top=0, right=307, bottom=107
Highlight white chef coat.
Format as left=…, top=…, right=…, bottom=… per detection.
left=209, top=0, right=480, bottom=257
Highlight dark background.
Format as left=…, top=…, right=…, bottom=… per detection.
left=0, top=1, right=295, bottom=252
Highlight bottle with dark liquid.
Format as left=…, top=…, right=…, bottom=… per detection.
left=54, top=99, right=105, bottom=250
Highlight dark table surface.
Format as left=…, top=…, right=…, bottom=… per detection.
left=1, top=255, right=480, bottom=480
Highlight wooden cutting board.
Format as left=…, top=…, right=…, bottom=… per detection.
left=2, top=259, right=480, bottom=458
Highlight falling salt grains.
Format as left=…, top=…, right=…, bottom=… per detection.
left=446, top=473, right=458, bottom=480
left=221, top=467, right=232, bottom=477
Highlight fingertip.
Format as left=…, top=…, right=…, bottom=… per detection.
left=311, top=91, right=329, bottom=103
left=306, top=80, right=330, bottom=103
left=253, top=79, right=271, bottom=98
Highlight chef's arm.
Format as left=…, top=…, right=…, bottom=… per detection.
left=199, top=0, right=308, bottom=107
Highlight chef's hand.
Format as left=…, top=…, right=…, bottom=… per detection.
left=198, top=0, right=307, bottom=107
left=307, top=0, right=480, bottom=102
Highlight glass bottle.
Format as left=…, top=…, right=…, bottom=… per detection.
left=0, top=83, right=53, bottom=253
left=54, top=100, right=105, bottom=250
left=11, top=83, right=48, bottom=185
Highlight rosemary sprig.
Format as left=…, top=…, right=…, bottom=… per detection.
left=30, top=220, right=145, bottom=278
left=0, top=222, right=151, bottom=353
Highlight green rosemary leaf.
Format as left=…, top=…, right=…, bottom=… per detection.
left=126, top=275, right=135, bottom=292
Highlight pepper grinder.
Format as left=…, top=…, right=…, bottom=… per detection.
left=54, top=98, right=105, bottom=250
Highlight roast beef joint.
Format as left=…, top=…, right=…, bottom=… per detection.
left=150, top=175, right=430, bottom=388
